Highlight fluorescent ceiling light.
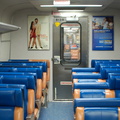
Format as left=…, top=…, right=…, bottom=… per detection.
left=40, top=5, right=103, bottom=7
left=58, top=10, right=84, bottom=12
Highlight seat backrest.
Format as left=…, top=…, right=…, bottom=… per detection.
left=75, top=107, right=119, bottom=120
left=73, top=89, right=119, bottom=99
left=74, top=98, right=120, bottom=113
left=0, top=67, right=42, bottom=79
left=101, top=68, right=120, bottom=79
left=91, top=60, right=120, bottom=67
left=0, top=75, right=36, bottom=89
left=8, top=59, right=29, bottom=62
left=74, top=89, right=120, bottom=100
left=29, top=59, right=50, bottom=81
left=0, top=61, right=50, bottom=81
left=0, top=88, right=23, bottom=120
left=95, top=63, right=120, bottom=72
left=100, top=65, right=120, bottom=72
left=108, top=75, right=120, bottom=89
left=73, top=82, right=109, bottom=90
left=0, top=75, right=35, bottom=117
left=11, top=67, right=43, bottom=79
left=8, top=59, right=50, bottom=68
left=0, top=62, right=47, bottom=72
left=0, top=71, right=37, bottom=80
left=0, top=84, right=27, bottom=120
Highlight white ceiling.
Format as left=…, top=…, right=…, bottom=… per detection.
left=0, top=0, right=120, bottom=15
left=29, top=0, right=120, bottom=12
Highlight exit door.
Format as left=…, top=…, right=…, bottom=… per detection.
left=53, top=17, right=89, bottom=100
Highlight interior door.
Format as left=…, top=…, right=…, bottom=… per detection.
left=53, top=16, right=88, bottom=100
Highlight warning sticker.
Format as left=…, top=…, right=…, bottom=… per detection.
left=55, top=22, right=60, bottom=27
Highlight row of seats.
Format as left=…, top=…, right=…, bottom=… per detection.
left=0, top=59, right=50, bottom=120
left=72, top=60, right=120, bottom=120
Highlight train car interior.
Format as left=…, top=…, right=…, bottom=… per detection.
left=0, top=0, right=120, bottom=120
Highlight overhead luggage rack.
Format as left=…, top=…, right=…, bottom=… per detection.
left=0, top=22, right=21, bottom=34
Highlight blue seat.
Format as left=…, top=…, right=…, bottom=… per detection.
left=72, top=63, right=120, bottom=73
left=72, top=72, right=102, bottom=79
left=74, top=98, right=120, bottom=120
left=8, top=59, right=29, bottom=62
left=72, top=60, right=120, bottom=73
left=0, top=66, right=43, bottom=79
left=72, top=68, right=120, bottom=80
left=101, top=68, right=120, bottom=79
left=73, top=60, right=120, bottom=120
left=73, top=89, right=120, bottom=99
left=0, top=66, right=47, bottom=89
left=91, top=60, right=120, bottom=67
left=0, top=84, right=27, bottom=120
left=72, top=68, right=96, bottom=72
left=73, top=74, right=120, bottom=90
left=0, top=61, right=50, bottom=83
left=0, top=67, right=45, bottom=107
left=76, top=107, right=120, bottom=120
left=0, top=88, right=24, bottom=120
left=95, top=63, right=120, bottom=72
left=0, top=74, right=36, bottom=119
left=0, top=62, right=47, bottom=72
left=0, top=71, right=43, bottom=107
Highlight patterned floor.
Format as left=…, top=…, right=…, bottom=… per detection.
left=39, top=101, right=74, bottom=120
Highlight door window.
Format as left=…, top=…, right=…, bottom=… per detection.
left=60, top=22, right=81, bottom=66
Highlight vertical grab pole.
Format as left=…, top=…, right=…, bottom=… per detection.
left=55, top=87, right=57, bottom=100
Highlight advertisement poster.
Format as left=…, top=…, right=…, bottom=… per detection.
left=28, top=16, right=49, bottom=50
left=92, top=16, right=114, bottom=50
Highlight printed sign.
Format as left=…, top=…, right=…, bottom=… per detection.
left=92, top=16, right=114, bottom=50
left=60, top=81, right=72, bottom=85
left=54, top=0, right=70, bottom=5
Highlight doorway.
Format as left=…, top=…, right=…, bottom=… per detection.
left=53, top=16, right=89, bottom=100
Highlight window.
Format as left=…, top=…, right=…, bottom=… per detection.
left=60, top=22, right=81, bottom=66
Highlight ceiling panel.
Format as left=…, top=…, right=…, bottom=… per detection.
left=108, top=0, right=120, bottom=9
left=29, top=0, right=116, bottom=12
left=0, top=0, right=120, bottom=15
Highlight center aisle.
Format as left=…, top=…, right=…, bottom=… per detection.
left=39, top=102, right=74, bottom=120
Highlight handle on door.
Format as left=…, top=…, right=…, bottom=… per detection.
left=51, top=58, right=59, bottom=62
left=52, top=56, right=61, bottom=64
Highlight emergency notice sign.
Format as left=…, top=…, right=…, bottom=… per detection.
left=54, top=0, right=70, bottom=5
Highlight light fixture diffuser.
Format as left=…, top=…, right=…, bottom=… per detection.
left=40, top=5, right=103, bottom=7
left=58, top=10, right=84, bottom=12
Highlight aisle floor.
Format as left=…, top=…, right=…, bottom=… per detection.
left=39, top=101, right=74, bottom=120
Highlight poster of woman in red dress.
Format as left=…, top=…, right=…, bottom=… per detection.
left=28, top=16, right=49, bottom=50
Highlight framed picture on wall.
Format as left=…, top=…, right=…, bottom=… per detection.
left=28, top=16, right=50, bottom=50
left=92, top=16, right=114, bottom=51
